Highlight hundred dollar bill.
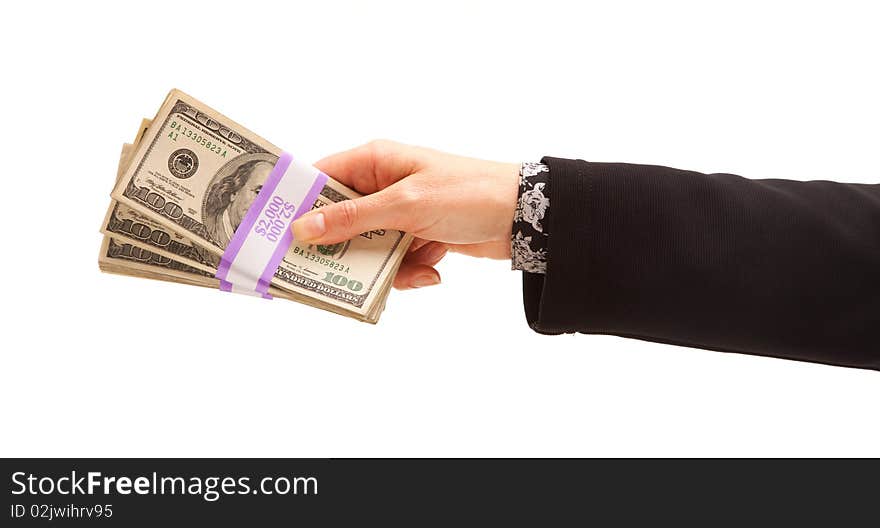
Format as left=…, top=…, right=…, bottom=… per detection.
left=100, top=236, right=214, bottom=282
left=100, top=230, right=398, bottom=322
left=102, top=126, right=220, bottom=274
left=101, top=145, right=306, bottom=301
left=99, top=235, right=301, bottom=300
left=111, top=90, right=412, bottom=321
left=101, top=200, right=220, bottom=273
left=104, top=141, right=399, bottom=321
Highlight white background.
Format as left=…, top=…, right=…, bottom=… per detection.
left=1, top=1, right=878, bottom=457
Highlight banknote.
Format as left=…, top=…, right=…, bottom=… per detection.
left=110, top=90, right=412, bottom=320
left=102, top=136, right=219, bottom=274
left=98, top=235, right=303, bottom=301
left=102, top=141, right=332, bottom=303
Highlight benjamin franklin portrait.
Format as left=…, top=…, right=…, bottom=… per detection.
left=202, top=152, right=279, bottom=247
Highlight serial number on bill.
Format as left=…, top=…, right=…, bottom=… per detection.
left=292, top=246, right=350, bottom=273
left=166, top=120, right=228, bottom=157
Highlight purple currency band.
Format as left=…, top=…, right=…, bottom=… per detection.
left=215, top=151, right=328, bottom=299
left=218, top=279, right=273, bottom=300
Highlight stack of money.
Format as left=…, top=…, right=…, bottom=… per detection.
left=100, top=90, right=412, bottom=323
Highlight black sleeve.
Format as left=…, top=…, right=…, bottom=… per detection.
left=523, top=157, right=880, bottom=370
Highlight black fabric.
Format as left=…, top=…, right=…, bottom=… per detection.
left=524, top=157, right=880, bottom=370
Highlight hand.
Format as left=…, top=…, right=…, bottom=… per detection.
left=291, top=140, right=520, bottom=290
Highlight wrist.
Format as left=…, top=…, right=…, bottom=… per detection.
left=488, top=161, right=521, bottom=246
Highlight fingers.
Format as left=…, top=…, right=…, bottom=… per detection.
left=313, top=145, right=376, bottom=192
left=393, top=263, right=441, bottom=290
left=392, top=242, right=447, bottom=290
left=291, top=185, right=409, bottom=245
left=406, top=241, right=448, bottom=266
left=314, top=140, right=420, bottom=194
left=408, top=237, right=433, bottom=254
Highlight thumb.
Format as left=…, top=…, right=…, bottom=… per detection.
left=291, top=188, right=406, bottom=245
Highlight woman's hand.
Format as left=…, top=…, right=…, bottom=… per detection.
left=291, top=140, right=520, bottom=290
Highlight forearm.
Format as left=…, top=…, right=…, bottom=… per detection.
left=523, top=157, right=880, bottom=370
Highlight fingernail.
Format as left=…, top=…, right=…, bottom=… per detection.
left=411, top=275, right=440, bottom=288
left=292, top=212, right=325, bottom=241
left=424, top=244, right=448, bottom=263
